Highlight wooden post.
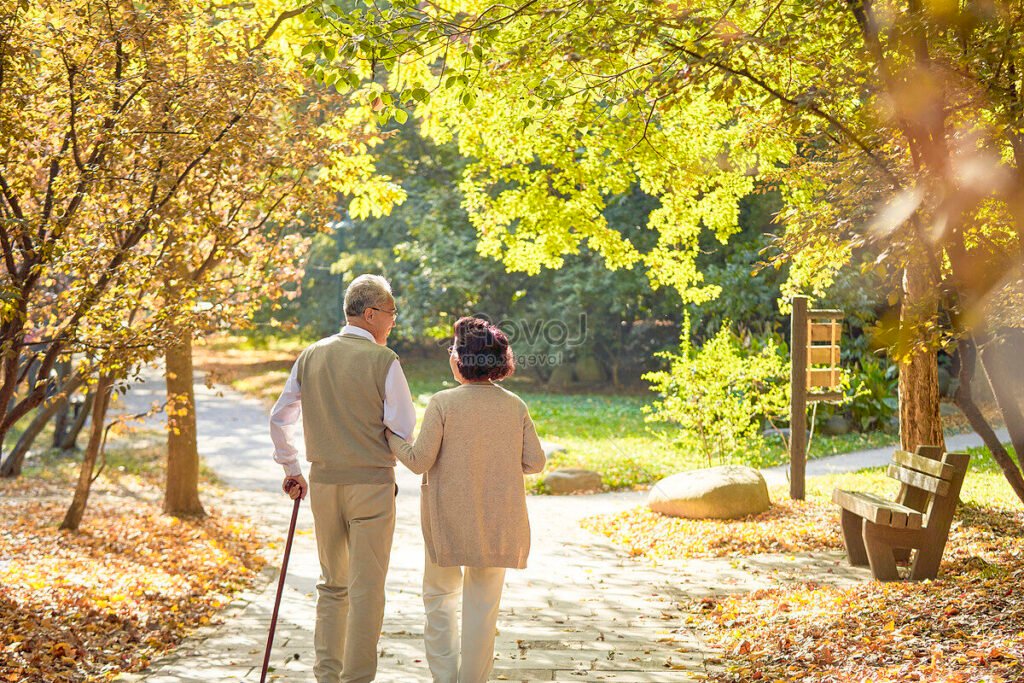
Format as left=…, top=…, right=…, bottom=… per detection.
left=790, top=296, right=809, bottom=500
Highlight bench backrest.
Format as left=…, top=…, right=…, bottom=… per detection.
left=895, top=445, right=944, bottom=513
left=888, top=448, right=970, bottom=538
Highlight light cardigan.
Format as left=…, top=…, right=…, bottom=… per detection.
left=386, top=383, right=546, bottom=569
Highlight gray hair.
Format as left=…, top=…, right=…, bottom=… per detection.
left=344, top=274, right=393, bottom=318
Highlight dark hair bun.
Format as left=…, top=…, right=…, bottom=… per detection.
left=452, top=317, right=515, bottom=382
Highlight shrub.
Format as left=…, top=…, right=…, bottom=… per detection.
left=643, top=319, right=790, bottom=467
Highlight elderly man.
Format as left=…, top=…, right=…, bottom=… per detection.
left=269, top=274, right=416, bottom=683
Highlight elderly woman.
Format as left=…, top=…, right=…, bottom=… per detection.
left=387, top=316, right=546, bottom=683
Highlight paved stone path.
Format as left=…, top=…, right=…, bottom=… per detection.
left=113, top=373, right=875, bottom=683
left=760, top=427, right=1010, bottom=487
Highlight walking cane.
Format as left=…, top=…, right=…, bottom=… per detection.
left=260, top=482, right=302, bottom=683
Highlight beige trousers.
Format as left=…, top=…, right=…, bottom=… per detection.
left=309, top=481, right=396, bottom=683
left=422, top=551, right=506, bottom=683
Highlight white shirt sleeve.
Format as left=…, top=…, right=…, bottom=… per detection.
left=269, top=362, right=303, bottom=477
left=383, top=359, right=416, bottom=440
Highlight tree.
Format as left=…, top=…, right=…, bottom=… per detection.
left=1, top=0, right=404, bottom=524
left=644, top=318, right=790, bottom=467
left=0, top=371, right=83, bottom=478
left=272, top=124, right=685, bottom=385
left=299, top=0, right=1024, bottom=501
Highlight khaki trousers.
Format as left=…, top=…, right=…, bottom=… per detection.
left=310, top=481, right=396, bottom=683
left=422, top=551, right=506, bottom=683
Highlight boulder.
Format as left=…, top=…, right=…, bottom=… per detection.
left=544, top=468, right=603, bottom=494
left=547, top=364, right=575, bottom=388
left=574, top=356, right=607, bottom=384
left=539, top=440, right=566, bottom=458
left=818, top=415, right=851, bottom=436
left=648, top=466, right=771, bottom=519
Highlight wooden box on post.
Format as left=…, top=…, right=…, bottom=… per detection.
left=789, top=299, right=844, bottom=500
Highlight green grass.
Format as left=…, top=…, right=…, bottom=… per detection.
left=400, top=356, right=904, bottom=492
left=794, top=445, right=1022, bottom=510
left=196, top=342, right=1007, bottom=495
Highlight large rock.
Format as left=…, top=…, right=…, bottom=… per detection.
left=648, top=466, right=771, bottom=519
left=539, top=440, right=566, bottom=458
left=818, top=415, right=851, bottom=436
left=574, top=356, right=606, bottom=384
left=544, top=468, right=603, bottom=494
left=547, top=364, right=575, bottom=388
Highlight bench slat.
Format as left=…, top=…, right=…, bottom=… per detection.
left=887, top=464, right=950, bottom=497
left=832, top=490, right=924, bottom=529
left=893, top=450, right=955, bottom=480
left=833, top=489, right=891, bottom=524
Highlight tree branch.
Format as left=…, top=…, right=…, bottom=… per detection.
left=664, top=40, right=900, bottom=187
left=254, top=1, right=316, bottom=52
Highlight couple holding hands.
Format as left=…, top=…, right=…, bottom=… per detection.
left=269, top=274, right=547, bottom=683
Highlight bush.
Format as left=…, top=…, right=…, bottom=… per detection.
left=643, top=320, right=790, bottom=467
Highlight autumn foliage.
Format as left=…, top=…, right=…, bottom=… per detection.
left=0, top=444, right=266, bottom=682
left=585, top=471, right=1024, bottom=683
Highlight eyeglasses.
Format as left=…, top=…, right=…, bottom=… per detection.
left=369, top=306, right=398, bottom=319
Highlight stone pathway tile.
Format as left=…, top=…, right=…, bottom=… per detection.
left=112, top=370, right=873, bottom=682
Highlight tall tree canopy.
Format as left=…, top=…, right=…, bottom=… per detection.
left=0, top=0, right=405, bottom=522
left=300, top=0, right=1024, bottom=500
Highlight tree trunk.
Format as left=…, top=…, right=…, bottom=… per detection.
left=0, top=373, right=84, bottom=478
left=954, top=337, right=1024, bottom=504
left=980, top=338, right=1024, bottom=460
left=51, top=361, right=72, bottom=448
left=60, top=374, right=114, bottom=531
left=164, top=332, right=205, bottom=518
left=52, top=400, right=70, bottom=449
left=898, top=261, right=945, bottom=453
left=59, top=390, right=93, bottom=451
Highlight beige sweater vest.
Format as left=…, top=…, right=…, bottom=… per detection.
left=296, top=333, right=398, bottom=485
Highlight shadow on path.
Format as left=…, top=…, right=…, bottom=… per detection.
left=115, top=369, right=871, bottom=682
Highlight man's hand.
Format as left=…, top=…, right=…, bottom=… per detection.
left=283, top=474, right=308, bottom=501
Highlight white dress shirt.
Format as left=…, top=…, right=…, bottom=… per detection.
left=269, top=325, right=417, bottom=477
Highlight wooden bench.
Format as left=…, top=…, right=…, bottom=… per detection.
left=832, top=445, right=970, bottom=581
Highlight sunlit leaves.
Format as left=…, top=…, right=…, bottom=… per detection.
left=0, top=488, right=265, bottom=681
left=644, top=318, right=790, bottom=466
left=582, top=500, right=842, bottom=560
left=0, top=0, right=402, bottom=419
left=586, top=463, right=1024, bottom=682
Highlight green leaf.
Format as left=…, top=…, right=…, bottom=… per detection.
left=394, top=108, right=409, bottom=124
